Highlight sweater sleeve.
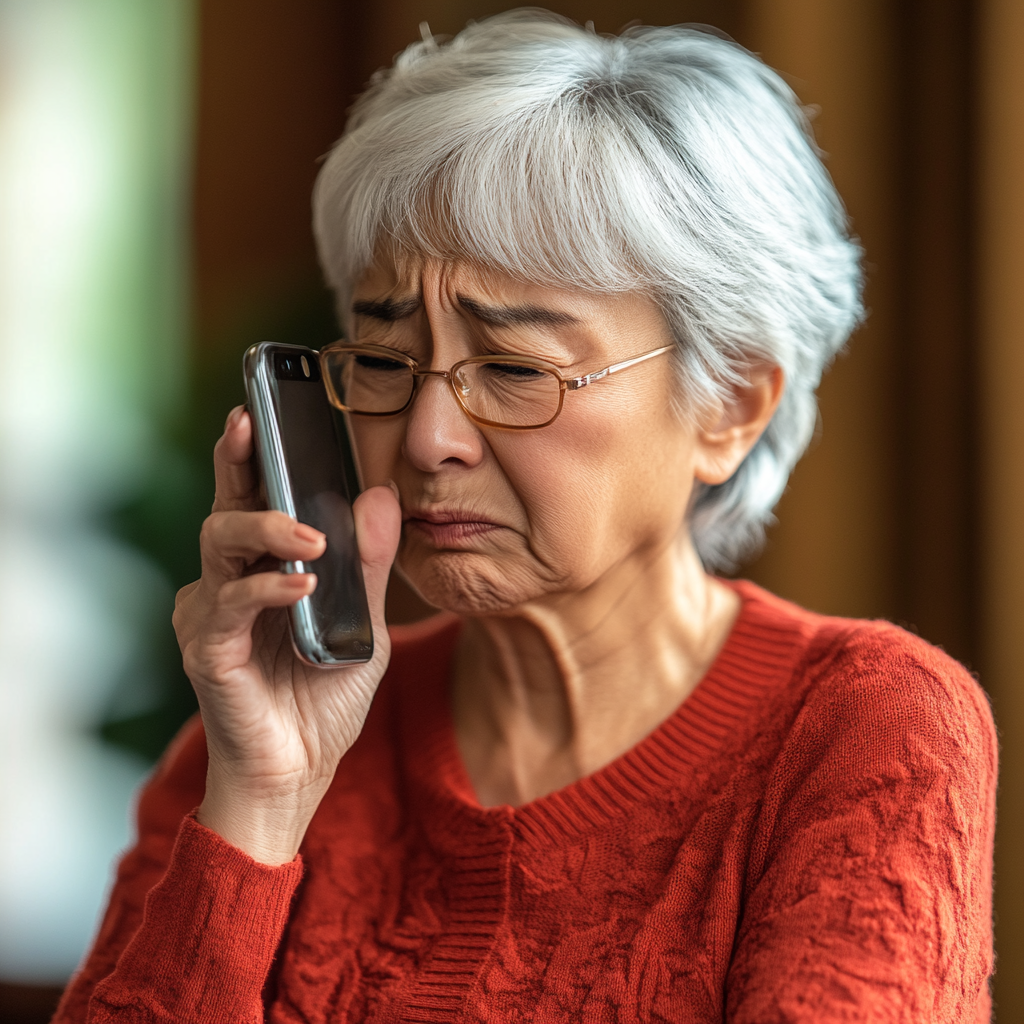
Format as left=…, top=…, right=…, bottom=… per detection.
left=52, top=717, right=304, bottom=1024
left=726, top=626, right=997, bottom=1024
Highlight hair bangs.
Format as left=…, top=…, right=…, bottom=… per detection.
left=320, top=99, right=663, bottom=321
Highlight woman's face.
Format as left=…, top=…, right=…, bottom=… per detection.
left=347, top=255, right=710, bottom=614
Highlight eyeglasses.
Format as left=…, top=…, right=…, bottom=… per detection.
left=319, top=342, right=675, bottom=430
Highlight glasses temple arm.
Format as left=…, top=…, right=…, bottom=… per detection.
left=565, top=344, right=675, bottom=390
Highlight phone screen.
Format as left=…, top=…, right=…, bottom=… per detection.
left=273, top=353, right=373, bottom=661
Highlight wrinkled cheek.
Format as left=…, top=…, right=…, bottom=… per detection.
left=504, top=445, right=684, bottom=587
left=491, top=437, right=614, bottom=582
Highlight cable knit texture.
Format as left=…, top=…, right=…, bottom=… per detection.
left=54, top=581, right=996, bottom=1023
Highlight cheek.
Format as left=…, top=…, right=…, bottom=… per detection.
left=493, top=397, right=695, bottom=577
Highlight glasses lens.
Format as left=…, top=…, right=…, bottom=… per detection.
left=454, top=360, right=562, bottom=427
left=323, top=349, right=414, bottom=414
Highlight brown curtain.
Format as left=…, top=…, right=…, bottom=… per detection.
left=190, top=1, right=1023, bottom=1017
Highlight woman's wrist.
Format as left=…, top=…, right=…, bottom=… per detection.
left=197, top=773, right=331, bottom=865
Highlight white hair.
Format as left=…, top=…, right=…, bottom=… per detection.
left=313, top=9, right=863, bottom=570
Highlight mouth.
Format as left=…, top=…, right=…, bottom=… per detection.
left=402, top=508, right=503, bottom=547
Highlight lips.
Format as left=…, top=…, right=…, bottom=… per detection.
left=403, top=507, right=503, bottom=546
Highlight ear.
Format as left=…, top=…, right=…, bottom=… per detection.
left=693, top=365, right=784, bottom=486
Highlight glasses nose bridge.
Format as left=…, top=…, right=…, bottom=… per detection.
left=407, top=365, right=470, bottom=420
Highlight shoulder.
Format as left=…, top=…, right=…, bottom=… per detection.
left=801, top=614, right=995, bottom=767
left=733, top=579, right=995, bottom=753
left=731, top=582, right=997, bottom=818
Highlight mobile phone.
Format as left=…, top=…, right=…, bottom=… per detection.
left=242, top=342, right=373, bottom=666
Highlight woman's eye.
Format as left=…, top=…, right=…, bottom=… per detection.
left=354, top=354, right=407, bottom=372
left=482, top=362, right=546, bottom=379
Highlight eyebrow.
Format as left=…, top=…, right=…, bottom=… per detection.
left=457, top=295, right=580, bottom=329
left=350, top=293, right=581, bottom=329
left=351, top=297, right=421, bottom=321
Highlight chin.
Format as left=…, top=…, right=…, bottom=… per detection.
left=399, top=551, right=541, bottom=616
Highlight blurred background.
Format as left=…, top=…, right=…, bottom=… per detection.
left=0, top=0, right=1020, bottom=1021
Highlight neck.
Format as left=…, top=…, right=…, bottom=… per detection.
left=450, top=533, right=740, bottom=807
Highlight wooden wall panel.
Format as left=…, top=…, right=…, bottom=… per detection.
left=978, top=0, right=1024, bottom=1017
left=190, top=0, right=361, bottom=342
left=895, top=0, right=976, bottom=669
left=741, top=0, right=903, bottom=623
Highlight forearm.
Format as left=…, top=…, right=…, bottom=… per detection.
left=65, top=814, right=303, bottom=1024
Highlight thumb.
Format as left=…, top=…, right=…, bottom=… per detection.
left=352, top=485, right=401, bottom=637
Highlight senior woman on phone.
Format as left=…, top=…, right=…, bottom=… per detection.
left=57, top=11, right=995, bottom=1024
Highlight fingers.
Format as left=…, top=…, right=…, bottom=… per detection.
left=352, top=485, right=402, bottom=638
left=178, top=512, right=323, bottom=653
left=213, top=406, right=258, bottom=512
left=182, top=571, right=316, bottom=672
left=200, top=509, right=325, bottom=581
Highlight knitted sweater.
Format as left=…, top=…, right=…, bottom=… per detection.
left=54, top=581, right=996, bottom=1023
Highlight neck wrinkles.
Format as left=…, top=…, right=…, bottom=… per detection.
left=450, top=530, right=741, bottom=807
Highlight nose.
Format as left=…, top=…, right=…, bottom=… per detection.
left=401, top=371, right=485, bottom=472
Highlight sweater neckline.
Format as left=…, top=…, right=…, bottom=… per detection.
left=394, top=580, right=817, bottom=850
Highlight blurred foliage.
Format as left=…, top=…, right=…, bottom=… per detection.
left=97, top=280, right=340, bottom=762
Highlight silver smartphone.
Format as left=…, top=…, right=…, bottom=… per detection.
left=243, top=342, right=373, bottom=666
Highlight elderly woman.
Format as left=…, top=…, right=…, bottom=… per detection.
left=56, top=12, right=995, bottom=1024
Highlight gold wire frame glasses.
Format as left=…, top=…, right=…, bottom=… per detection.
left=319, top=341, right=676, bottom=430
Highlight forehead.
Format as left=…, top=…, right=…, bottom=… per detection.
left=353, top=252, right=561, bottom=303
left=351, top=251, right=665, bottom=332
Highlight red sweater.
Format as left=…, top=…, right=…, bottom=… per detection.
left=54, top=582, right=996, bottom=1023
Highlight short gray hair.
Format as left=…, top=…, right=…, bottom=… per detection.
left=313, top=10, right=863, bottom=570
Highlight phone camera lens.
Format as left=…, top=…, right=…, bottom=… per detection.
left=273, top=351, right=318, bottom=381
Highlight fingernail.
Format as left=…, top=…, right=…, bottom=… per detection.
left=385, top=479, right=401, bottom=502
left=295, top=523, right=325, bottom=544
left=225, top=405, right=244, bottom=430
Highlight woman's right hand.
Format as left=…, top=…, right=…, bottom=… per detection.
left=172, top=406, right=401, bottom=865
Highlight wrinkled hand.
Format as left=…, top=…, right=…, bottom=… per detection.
left=173, top=406, right=400, bottom=864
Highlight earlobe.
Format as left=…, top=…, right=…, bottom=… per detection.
left=693, top=365, right=784, bottom=486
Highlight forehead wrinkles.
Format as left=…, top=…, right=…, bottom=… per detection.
left=358, top=249, right=461, bottom=303
left=362, top=254, right=503, bottom=315
left=424, top=260, right=464, bottom=313
left=359, top=247, right=632, bottom=340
